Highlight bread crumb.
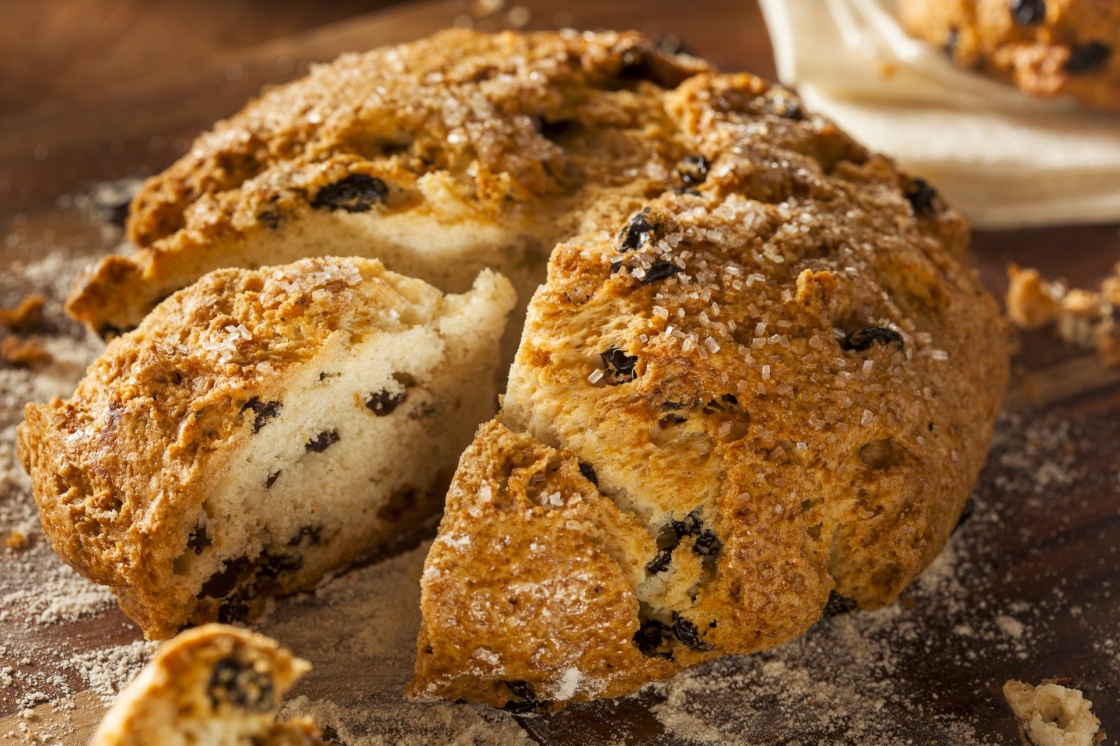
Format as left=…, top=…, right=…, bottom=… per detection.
left=0, top=294, right=46, bottom=333
left=1004, top=679, right=1104, bottom=746
left=1, top=337, right=53, bottom=368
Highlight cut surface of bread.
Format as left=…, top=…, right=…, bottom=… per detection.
left=65, top=29, right=711, bottom=344
left=18, top=257, right=515, bottom=638
left=410, top=65, right=1009, bottom=709
left=91, top=624, right=322, bottom=746
left=1003, top=679, right=1105, bottom=746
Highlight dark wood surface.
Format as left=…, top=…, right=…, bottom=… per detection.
left=1, top=1, right=1118, bottom=743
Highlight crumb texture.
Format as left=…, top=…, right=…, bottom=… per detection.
left=19, top=256, right=514, bottom=638
left=1004, top=679, right=1104, bottom=746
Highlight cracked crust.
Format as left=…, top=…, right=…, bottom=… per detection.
left=91, top=624, right=322, bottom=746
left=411, top=69, right=1009, bottom=709
left=65, top=29, right=711, bottom=337
left=899, top=0, right=1120, bottom=112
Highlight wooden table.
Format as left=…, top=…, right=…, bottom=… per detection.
left=1, top=1, right=1117, bottom=743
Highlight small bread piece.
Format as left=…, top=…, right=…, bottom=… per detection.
left=65, top=29, right=710, bottom=339
left=1003, top=679, right=1105, bottom=746
left=18, top=257, right=515, bottom=638
left=91, top=624, right=322, bottom=746
left=411, top=71, right=1009, bottom=708
left=898, top=0, right=1120, bottom=112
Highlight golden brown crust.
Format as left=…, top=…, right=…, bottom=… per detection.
left=66, top=29, right=712, bottom=335
left=412, top=64, right=1009, bottom=707
left=90, top=624, right=322, bottom=746
left=20, top=256, right=509, bottom=639
left=899, top=0, right=1120, bottom=112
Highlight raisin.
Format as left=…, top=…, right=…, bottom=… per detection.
left=600, top=347, right=638, bottom=384
left=671, top=511, right=702, bottom=538
left=903, top=178, right=937, bottom=216
left=721, top=393, right=738, bottom=405
left=187, top=524, right=212, bottom=555
left=645, top=546, right=674, bottom=574
left=693, top=530, right=722, bottom=558
left=662, top=401, right=688, bottom=410
left=241, top=398, right=282, bottom=433
left=1065, top=42, right=1112, bottom=74
left=953, top=497, right=975, bottom=534
left=767, top=95, right=802, bottom=120
left=1010, top=0, right=1045, bottom=26
left=258, top=551, right=303, bottom=580
left=502, top=680, right=550, bottom=714
left=672, top=612, right=714, bottom=651
left=840, top=327, right=904, bottom=352
left=640, top=259, right=682, bottom=285
left=678, top=155, right=710, bottom=186
left=944, top=27, right=960, bottom=58
left=306, top=430, right=339, bottom=453
left=366, top=389, right=407, bottom=416
left=619, top=209, right=656, bottom=252
left=258, top=210, right=283, bottom=230
left=634, top=618, right=671, bottom=655
left=822, top=590, right=859, bottom=617
left=311, top=174, right=388, bottom=213
left=207, top=656, right=275, bottom=713
left=618, top=46, right=656, bottom=82
left=659, top=414, right=686, bottom=428
left=198, top=557, right=254, bottom=599
left=265, top=470, right=281, bottom=489
left=578, top=462, right=599, bottom=487
left=288, top=524, right=323, bottom=546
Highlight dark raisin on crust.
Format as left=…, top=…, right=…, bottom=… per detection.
left=241, top=397, right=282, bottom=433
left=305, top=430, right=340, bottom=453
left=288, top=524, right=323, bottom=546
left=678, top=154, right=710, bottom=186
left=578, top=461, right=599, bottom=487
left=258, top=551, right=303, bottom=580
left=198, top=557, right=255, bottom=599
left=618, top=209, right=656, bottom=252
left=645, top=547, right=674, bottom=574
left=265, top=470, right=281, bottom=489
left=640, top=259, right=682, bottom=285
left=600, top=346, right=639, bottom=384
left=207, top=656, right=276, bottom=713
left=944, top=27, right=960, bottom=58
left=766, top=95, right=803, bottom=120
left=187, top=524, right=212, bottom=555
left=1010, top=0, right=1046, bottom=26
left=903, top=177, right=938, bottom=216
left=258, top=210, right=283, bottom=230
left=311, top=174, right=388, bottom=213
left=634, top=618, right=673, bottom=657
left=502, top=680, right=551, bottom=714
left=672, top=612, right=714, bottom=651
left=840, top=326, right=904, bottom=352
left=365, top=389, right=407, bottom=416
left=953, top=497, right=976, bottom=534
left=1065, top=42, right=1112, bottom=74
left=671, top=510, right=702, bottom=538
left=659, top=414, right=687, bottom=428
left=822, top=590, right=859, bottom=617
left=693, top=529, right=722, bottom=558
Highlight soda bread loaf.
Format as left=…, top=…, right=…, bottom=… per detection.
left=898, top=0, right=1120, bottom=112
left=18, top=257, right=514, bottom=638
left=91, top=624, right=323, bottom=746
left=409, top=69, right=1009, bottom=709
left=65, top=29, right=711, bottom=342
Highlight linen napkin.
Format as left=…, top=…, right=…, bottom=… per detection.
left=758, top=0, right=1120, bottom=228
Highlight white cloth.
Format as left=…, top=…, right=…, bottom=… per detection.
left=758, top=0, right=1120, bottom=228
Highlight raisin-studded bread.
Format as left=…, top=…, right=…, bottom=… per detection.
left=65, top=29, right=710, bottom=340
left=899, top=0, right=1120, bottom=112
left=409, top=71, right=1009, bottom=709
left=91, top=624, right=322, bottom=746
left=18, top=257, right=514, bottom=639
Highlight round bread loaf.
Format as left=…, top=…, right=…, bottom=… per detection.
left=19, top=257, right=514, bottom=638
left=899, top=0, right=1120, bottom=112
left=409, top=58, right=1009, bottom=709
left=65, top=29, right=711, bottom=344
left=91, top=624, right=322, bottom=746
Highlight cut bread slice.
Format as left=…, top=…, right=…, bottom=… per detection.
left=91, top=624, right=322, bottom=746
left=18, top=257, right=515, bottom=639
